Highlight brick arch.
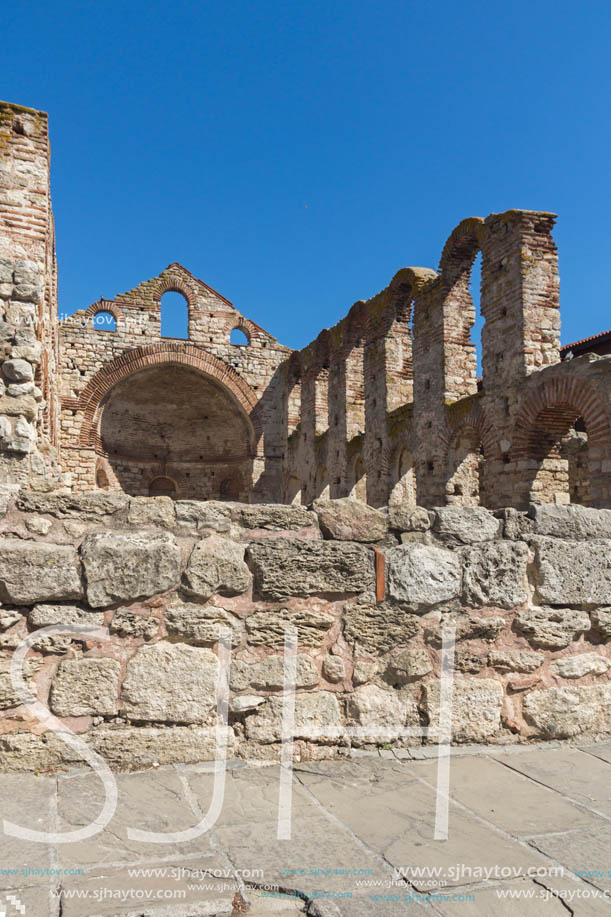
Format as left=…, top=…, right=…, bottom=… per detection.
left=438, top=217, right=485, bottom=287
left=512, top=375, right=611, bottom=458
left=85, top=301, right=123, bottom=324
left=155, top=275, right=197, bottom=308
left=76, top=342, right=261, bottom=450
left=440, top=403, right=498, bottom=459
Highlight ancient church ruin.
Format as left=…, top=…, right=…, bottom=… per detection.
left=1, top=99, right=610, bottom=510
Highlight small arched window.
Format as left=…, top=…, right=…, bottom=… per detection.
left=149, top=476, right=177, bottom=498
left=161, top=291, right=189, bottom=339
left=230, top=327, right=249, bottom=347
left=93, top=310, right=116, bottom=332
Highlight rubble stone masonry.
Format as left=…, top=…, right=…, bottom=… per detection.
left=0, top=496, right=610, bottom=770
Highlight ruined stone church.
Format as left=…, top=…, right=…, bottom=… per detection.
left=1, top=99, right=609, bottom=509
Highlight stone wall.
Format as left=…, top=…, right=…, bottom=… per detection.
left=1, top=495, right=610, bottom=771
left=0, top=101, right=63, bottom=492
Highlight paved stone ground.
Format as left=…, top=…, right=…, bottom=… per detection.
left=2, top=742, right=611, bottom=916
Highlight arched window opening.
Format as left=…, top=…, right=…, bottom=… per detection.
left=219, top=476, right=241, bottom=501
left=470, top=252, right=483, bottom=380
left=161, top=291, right=189, bottom=339
left=93, top=311, right=116, bottom=332
left=447, top=428, right=484, bottom=506
left=529, top=408, right=590, bottom=506
left=149, top=476, right=177, bottom=498
left=286, top=474, right=302, bottom=505
left=351, top=455, right=367, bottom=502
left=96, top=468, right=110, bottom=490
left=389, top=447, right=416, bottom=505
left=315, top=465, right=330, bottom=499
left=230, top=327, right=249, bottom=347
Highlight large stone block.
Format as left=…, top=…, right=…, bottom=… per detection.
left=461, top=542, right=529, bottom=609
left=165, top=604, right=235, bottom=645
left=121, top=642, right=218, bottom=724
left=17, top=492, right=129, bottom=519
left=50, top=658, right=121, bottom=716
left=424, top=612, right=506, bottom=647
left=245, top=691, right=343, bottom=744
left=388, top=505, right=430, bottom=533
left=515, top=606, right=590, bottom=649
left=182, top=535, right=251, bottom=601
left=127, top=496, right=176, bottom=527
left=343, top=603, right=421, bottom=655
left=533, top=538, right=611, bottom=605
left=245, top=607, right=335, bottom=648
left=313, top=498, right=388, bottom=542
left=523, top=685, right=611, bottom=738
left=385, top=647, right=432, bottom=684
left=110, top=609, right=159, bottom=640
left=0, top=539, right=83, bottom=604
left=247, top=539, right=374, bottom=600
left=81, top=531, right=181, bottom=607
left=431, top=506, right=501, bottom=544
left=174, top=500, right=231, bottom=532
left=424, top=678, right=503, bottom=742
left=346, top=684, right=420, bottom=744
left=230, top=654, right=319, bottom=691
left=231, top=504, right=317, bottom=531
left=386, top=543, right=461, bottom=608
left=591, top=607, right=611, bottom=639
left=88, top=725, right=235, bottom=768
left=487, top=649, right=544, bottom=673
left=529, top=504, right=611, bottom=540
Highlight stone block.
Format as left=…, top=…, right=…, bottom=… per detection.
left=88, top=725, right=235, bottom=768
left=533, top=538, right=611, bottom=605
left=591, top=608, right=611, bottom=639
left=2, top=358, right=33, bottom=382
left=81, top=531, right=181, bottom=607
left=245, top=607, right=335, bottom=648
left=164, top=604, right=234, bottom=645
left=50, top=658, right=121, bottom=716
left=313, top=498, right=388, bottom=542
left=110, top=609, right=159, bottom=640
left=231, top=503, right=317, bottom=531
left=461, top=542, right=528, bottom=609
left=431, top=506, right=501, bottom=544
left=322, top=655, right=345, bottom=683
left=386, top=543, right=461, bottom=607
left=0, top=657, right=41, bottom=710
left=127, top=496, right=176, bottom=527
left=346, top=684, right=420, bottom=744
left=28, top=604, right=105, bottom=654
left=388, top=505, right=430, bottom=533
left=174, top=500, right=231, bottom=532
left=487, top=649, right=544, bottom=673
left=247, top=539, right=374, bottom=600
left=17, top=492, right=128, bottom=519
left=385, top=647, right=432, bottom=684
left=0, top=539, right=83, bottom=604
left=245, top=691, right=343, bottom=744
left=343, top=602, right=421, bottom=655
left=523, top=685, right=611, bottom=738
left=230, top=654, right=319, bottom=691
left=515, top=606, right=591, bottom=649
left=121, top=642, right=218, bottom=724
left=182, top=535, right=251, bottom=601
left=424, top=678, right=503, bottom=742
left=551, top=653, right=610, bottom=678
left=529, top=503, right=611, bottom=539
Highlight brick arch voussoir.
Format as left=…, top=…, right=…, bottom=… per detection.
left=512, top=375, right=611, bottom=458
left=440, top=406, right=497, bottom=460
left=77, top=344, right=261, bottom=449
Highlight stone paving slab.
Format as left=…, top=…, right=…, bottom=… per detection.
left=409, top=754, right=601, bottom=835
left=494, top=745, right=611, bottom=817
left=2, top=742, right=611, bottom=916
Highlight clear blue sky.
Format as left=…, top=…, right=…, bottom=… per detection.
left=3, top=0, right=610, bottom=348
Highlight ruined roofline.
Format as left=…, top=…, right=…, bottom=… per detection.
left=0, top=99, right=48, bottom=117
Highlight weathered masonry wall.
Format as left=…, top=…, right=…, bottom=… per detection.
left=1, top=495, right=611, bottom=771
left=0, top=102, right=62, bottom=492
